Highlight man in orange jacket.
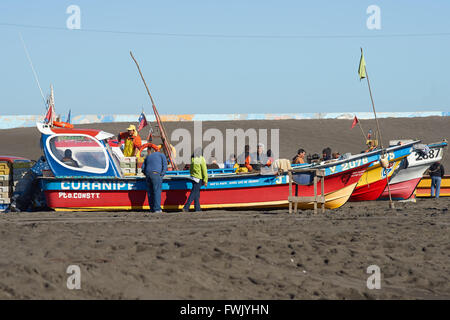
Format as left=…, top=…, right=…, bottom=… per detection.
left=118, top=124, right=142, bottom=157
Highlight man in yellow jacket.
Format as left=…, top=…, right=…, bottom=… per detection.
left=183, top=148, right=208, bottom=212
left=118, top=124, right=142, bottom=157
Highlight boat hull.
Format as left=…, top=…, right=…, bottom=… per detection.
left=378, top=178, right=422, bottom=200
left=378, top=143, right=447, bottom=200
left=42, top=165, right=368, bottom=211
left=349, top=159, right=402, bottom=201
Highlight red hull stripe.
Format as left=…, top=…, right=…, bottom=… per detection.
left=349, top=178, right=388, bottom=201
left=378, top=178, right=422, bottom=200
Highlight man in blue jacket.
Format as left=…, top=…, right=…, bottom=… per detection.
left=141, top=148, right=167, bottom=213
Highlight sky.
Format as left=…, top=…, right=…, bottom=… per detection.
left=1, top=0, right=449, bottom=116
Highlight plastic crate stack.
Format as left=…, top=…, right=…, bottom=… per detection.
left=0, top=159, right=33, bottom=212
left=0, top=161, right=11, bottom=212
left=120, top=157, right=144, bottom=176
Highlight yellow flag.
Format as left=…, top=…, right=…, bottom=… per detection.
left=358, top=49, right=366, bottom=80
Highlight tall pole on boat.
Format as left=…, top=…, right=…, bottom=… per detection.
left=354, top=114, right=367, bottom=144
left=129, top=51, right=178, bottom=170
left=359, top=48, right=394, bottom=209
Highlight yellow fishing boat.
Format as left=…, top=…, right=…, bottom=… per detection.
left=416, top=175, right=450, bottom=197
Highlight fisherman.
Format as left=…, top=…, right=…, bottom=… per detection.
left=224, top=154, right=238, bottom=169
left=322, top=147, right=332, bottom=161
left=266, top=149, right=273, bottom=167
left=61, top=149, right=79, bottom=167
left=246, top=143, right=270, bottom=171
left=183, top=148, right=208, bottom=212
left=118, top=124, right=142, bottom=157
left=332, top=152, right=341, bottom=159
left=365, top=141, right=376, bottom=153
left=207, top=157, right=220, bottom=169
left=142, top=146, right=167, bottom=213
left=429, top=161, right=445, bottom=199
left=292, top=148, right=306, bottom=164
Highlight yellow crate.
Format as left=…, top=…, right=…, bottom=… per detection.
left=0, top=168, right=10, bottom=175
left=0, top=162, right=11, bottom=170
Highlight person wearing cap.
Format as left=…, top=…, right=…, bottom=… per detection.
left=118, top=124, right=142, bottom=157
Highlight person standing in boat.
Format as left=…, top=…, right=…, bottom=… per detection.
left=224, top=154, right=238, bottom=169
left=322, top=147, right=332, bottom=161
left=292, top=148, right=306, bottom=164
left=429, top=161, right=445, bottom=199
left=183, top=148, right=208, bottom=212
left=142, top=147, right=167, bottom=213
left=246, top=143, right=270, bottom=171
left=118, top=124, right=142, bottom=157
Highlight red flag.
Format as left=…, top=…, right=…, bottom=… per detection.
left=351, top=116, right=358, bottom=129
left=44, top=105, right=53, bottom=124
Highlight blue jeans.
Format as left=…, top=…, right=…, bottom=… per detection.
left=183, top=180, right=202, bottom=211
left=146, top=173, right=163, bottom=212
left=431, top=176, right=441, bottom=198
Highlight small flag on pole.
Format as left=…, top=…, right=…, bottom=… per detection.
left=66, top=109, right=71, bottom=124
left=351, top=115, right=359, bottom=129
left=358, top=48, right=366, bottom=80
left=44, top=105, right=53, bottom=124
left=138, top=111, right=148, bottom=131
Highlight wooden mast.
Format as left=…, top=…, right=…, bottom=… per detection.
left=361, top=48, right=394, bottom=209
left=130, top=51, right=178, bottom=170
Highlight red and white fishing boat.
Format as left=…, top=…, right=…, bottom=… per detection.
left=378, top=140, right=447, bottom=200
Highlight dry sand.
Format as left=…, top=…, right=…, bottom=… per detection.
left=0, top=199, right=449, bottom=299
left=0, top=117, right=449, bottom=299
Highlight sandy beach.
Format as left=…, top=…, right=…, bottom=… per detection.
left=0, top=116, right=449, bottom=299
left=0, top=198, right=449, bottom=299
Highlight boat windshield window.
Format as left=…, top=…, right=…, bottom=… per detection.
left=48, top=135, right=108, bottom=172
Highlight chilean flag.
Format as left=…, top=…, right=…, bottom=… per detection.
left=138, top=111, right=148, bottom=131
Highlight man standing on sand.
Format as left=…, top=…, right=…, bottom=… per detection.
left=142, top=147, right=167, bottom=213
left=118, top=124, right=142, bottom=157
left=183, top=148, right=208, bottom=212
left=429, top=161, right=445, bottom=199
